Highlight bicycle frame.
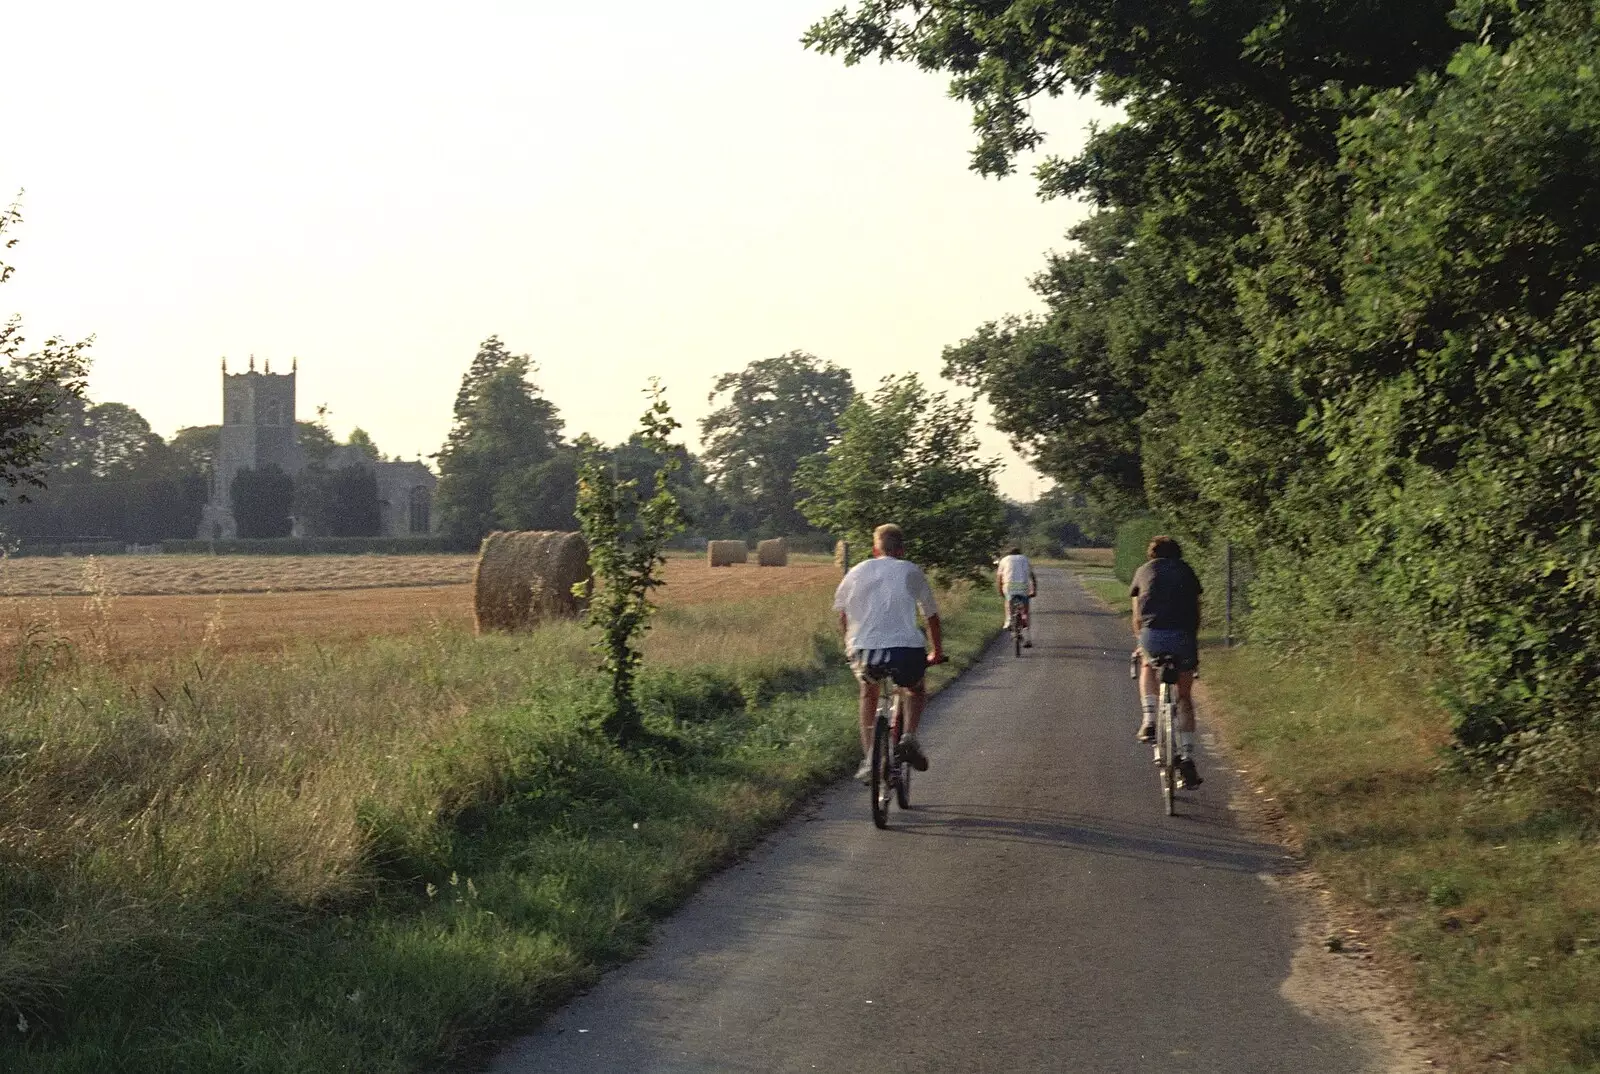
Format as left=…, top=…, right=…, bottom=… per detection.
left=869, top=672, right=908, bottom=829
left=1008, top=595, right=1028, bottom=656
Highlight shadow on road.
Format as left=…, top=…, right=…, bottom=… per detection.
left=884, top=802, right=1291, bottom=875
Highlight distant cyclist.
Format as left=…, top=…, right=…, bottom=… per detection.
left=834, top=523, right=944, bottom=782
left=996, top=546, right=1037, bottom=648
left=1130, top=535, right=1204, bottom=788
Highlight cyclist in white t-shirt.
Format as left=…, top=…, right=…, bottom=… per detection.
left=996, top=547, right=1038, bottom=648
left=833, top=523, right=944, bottom=782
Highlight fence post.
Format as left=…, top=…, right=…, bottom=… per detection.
left=1224, top=541, right=1234, bottom=648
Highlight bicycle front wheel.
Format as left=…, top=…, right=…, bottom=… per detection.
left=870, top=712, right=891, bottom=829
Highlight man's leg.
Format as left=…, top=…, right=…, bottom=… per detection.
left=904, top=680, right=927, bottom=735
left=858, top=678, right=880, bottom=757
left=1175, top=671, right=1203, bottom=786
left=1023, top=598, right=1034, bottom=647
left=1136, top=659, right=1158, bottom=741
left=896, top=674, right=931, bottom=771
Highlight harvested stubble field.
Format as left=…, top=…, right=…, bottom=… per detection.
left=0, top=556, right=841, bottom=660
left=0, top=553, right=481, bottom=596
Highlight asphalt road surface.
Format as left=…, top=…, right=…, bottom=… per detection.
left=489, top=568, right=1376, bottom=1074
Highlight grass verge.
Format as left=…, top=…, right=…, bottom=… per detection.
left=0, top=583, right=998, bottom=1073
left=1068, top=559, right=1600, bottom=1071
left=1203, top=641, right=1600, bottom=1073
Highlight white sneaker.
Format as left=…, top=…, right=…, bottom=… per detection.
left=854, top=757, right=873, bottom=783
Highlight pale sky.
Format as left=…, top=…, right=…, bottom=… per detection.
left=2, top=1, right=1114, bottom=501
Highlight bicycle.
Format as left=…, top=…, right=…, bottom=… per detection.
left=865, top=654, right=945, bottom=829
left=1008, top=595, right=1029, bottom=657
left=1147, top=652, right=1182, bottom=816
left=867, top=667, right=911, bottom=828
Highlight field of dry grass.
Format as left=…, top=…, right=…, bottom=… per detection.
left=0, top=553, right=480, bottom=596
left=0, top=558, right=842, bottom=661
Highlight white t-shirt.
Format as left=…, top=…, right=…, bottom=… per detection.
left=997, top=553, right=1034, bottom=596
left=833, top=555, right=940, bottom=652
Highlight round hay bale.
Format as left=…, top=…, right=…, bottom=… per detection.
left=756, top=537, right=788, bottom=567
left=707, top=540, right=748, bottom=567
left=834, top=540, right=850, bottom=573
left=473, top=530, right=591, bottom=634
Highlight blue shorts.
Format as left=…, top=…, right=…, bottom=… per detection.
left=850, top=647, right=927, bottom=688
left=1139, top=628, right=1198, bottom=672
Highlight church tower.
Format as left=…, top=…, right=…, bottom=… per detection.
left=199, top=357, right=302, bottom=538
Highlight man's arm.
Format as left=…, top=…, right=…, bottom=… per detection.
left=926, top=614, right=944, bottom=663
left=838, top=611, right=849, bottom=641
left=1029, top=568, right=1038, bottom=598
left=1130, top=597, right=1140, bottom=638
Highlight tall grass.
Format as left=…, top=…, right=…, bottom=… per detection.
left=1203, top=638, right=1600, bottom=1073
left=0, top=580, right=998, bottom=1072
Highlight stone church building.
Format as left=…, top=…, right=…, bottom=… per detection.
left=197, top=359, right=438, bottom=539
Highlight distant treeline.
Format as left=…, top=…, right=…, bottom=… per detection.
left=0, top=397, right=393, bottom=544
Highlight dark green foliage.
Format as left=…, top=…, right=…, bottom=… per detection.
left=574, top=384, right=687, bottom=746
left=0, top=200, right=91, bottom=505
left=796, top=374, right=1006, bottom=584
left=493, top=449, right=579, bottom=532
left=294, top=464, right=381, bottom=538
left=700, top=352, right=854, bottom=536
left=230, top=465, right=294, bottom=539
left=1113, top=517, right=1166, bottom=587
left=1013, top=487, right=1117, bottom=556
left=296, top=420, right=337, bottom=466
left=810, top=0, right=1600, bottom=770
left=0, top=475, right=207, bottom=544
left=435, top=337, right=567, bottom=543
left=2, top=398, right=208, bottom=542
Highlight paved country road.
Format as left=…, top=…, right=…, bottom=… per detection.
left=488, top=568, right=1385, bottom=1074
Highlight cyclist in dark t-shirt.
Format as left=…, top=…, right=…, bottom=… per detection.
left=1129, top=535, right=1204, bottom=788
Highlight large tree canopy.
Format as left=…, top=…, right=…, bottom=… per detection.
left=810, top=0, right=1600, bottom=766
left=700, top=351, right=854, bottom=536
left=434, top=336, right=567, bottom=542
left=797, top=374, right=1005, bottom=583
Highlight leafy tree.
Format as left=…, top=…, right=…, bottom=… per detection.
left=435, top=336, right=566, bottom=542
left=1021, top=486, right=1117, bottom=553
left=806, top=0, right=1600, bottom=775
left=575, top=383, right=687, bottom=746
left=346, top=427, right=381, bottom=461
left=294, top=464, right=380, bottom=537
left=297, top=420, right=336, bottom=466
left=797, top=374, right=1005, bottom=583
left=231, top=465, right=294, bottom=538
left=168, top=424, right=220, bottom=477
left=0, top=199, right=91, bottom=504
left=494, top=450, right=579, bottom=532
left=700, top=352, right=854, bottom=535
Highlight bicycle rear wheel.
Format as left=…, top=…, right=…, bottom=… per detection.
left=1158, top=686, right=1176, bottom=816
left=870, top=711, right=891, bottom=829
left=1014, top=626, right=1022, bottom=657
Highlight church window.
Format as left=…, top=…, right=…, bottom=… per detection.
left=408, top=486, right=431, bottom=534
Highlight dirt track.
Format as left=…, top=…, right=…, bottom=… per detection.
left=0, top=561, right=839, bottom=661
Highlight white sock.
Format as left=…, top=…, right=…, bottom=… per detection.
left=1178, top=731, right=1195, bottom=757
left=1140, top=696, right=1157, bottom=726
